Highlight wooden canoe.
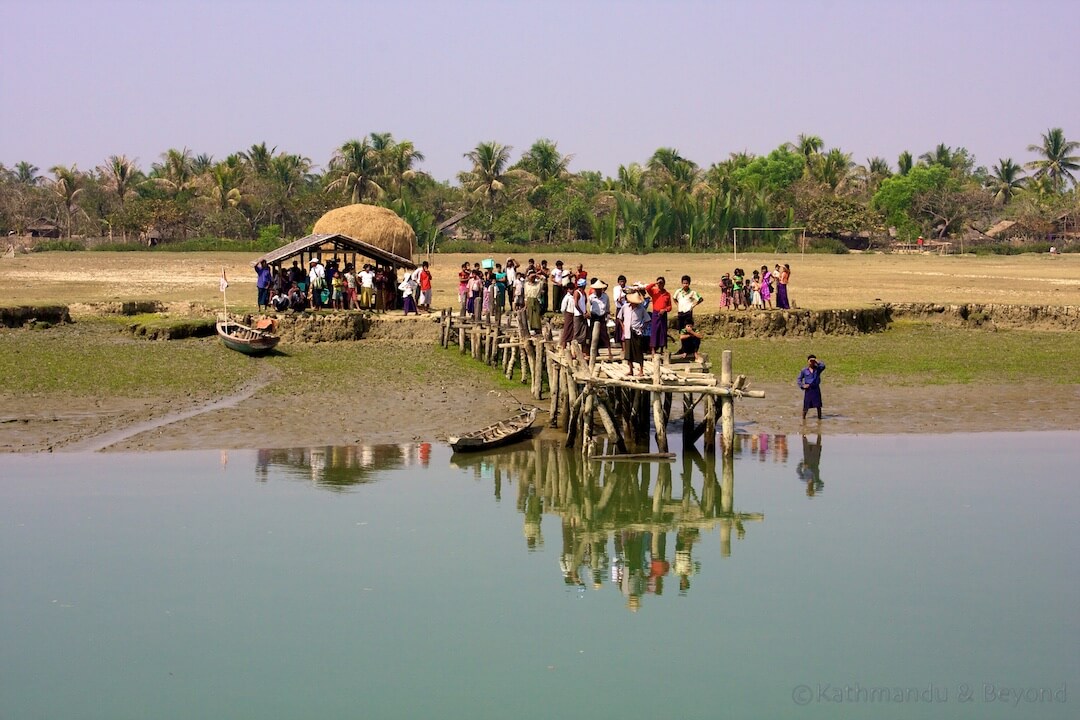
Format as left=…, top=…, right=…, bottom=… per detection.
left=449, top=408, right=537, bottom=452
left=216, top=319, right=280, bottom=356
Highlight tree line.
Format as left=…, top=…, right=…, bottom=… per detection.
left=1, top=129, right=1077, bottom=251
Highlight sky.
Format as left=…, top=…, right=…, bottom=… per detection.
left=1, top=0, right=1077, bottom=183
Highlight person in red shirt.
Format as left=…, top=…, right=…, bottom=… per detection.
left=645, top=277, right=672, bottom=352
left=418, top=261, right=433, bottom=314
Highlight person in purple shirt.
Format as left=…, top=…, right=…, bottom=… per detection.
left=254, top=259, right=272, bottom=310
left=797, top=354, right=825, bottom=420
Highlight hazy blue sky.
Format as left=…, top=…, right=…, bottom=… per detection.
left=2, top=0, right=1076, bottom=182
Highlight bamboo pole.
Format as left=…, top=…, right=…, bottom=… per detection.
left=459, top=326, right=466, bottom=354
left=568, top=375, right=764, bottom=398
left=651, top=353, right=668, bottom=453
left=581, top=387, right=595, bottom=458
left=704, top=394, right=716, bottom=454
left=548, top=359, right=561, bottom=426
left=595, top=395, right=628, bottom=455
left=721, top=350, right=734, bottom=457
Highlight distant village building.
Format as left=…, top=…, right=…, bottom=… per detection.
left=26, top=219, right=60, bottom=238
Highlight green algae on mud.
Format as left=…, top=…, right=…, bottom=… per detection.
left=702, top=320, right=1080, bottom=386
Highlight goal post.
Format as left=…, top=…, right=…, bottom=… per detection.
left=732, top=227, right=807, bottom=261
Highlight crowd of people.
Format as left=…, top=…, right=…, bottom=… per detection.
left=717, top=263, right=791, bottom=310
left=255, top=257, right=433, bottom=314
left=450, top=257, right=801, bottom=375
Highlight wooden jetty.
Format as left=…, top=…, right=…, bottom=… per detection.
left=437, top=308, right=765, bottom=460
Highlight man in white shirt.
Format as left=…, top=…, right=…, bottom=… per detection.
left=357, top=264, right=376, bottom=309
left=308, top=258, right=326, bottom=309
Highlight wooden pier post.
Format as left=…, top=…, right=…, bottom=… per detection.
left=651, top=354, right=668, bottom=453
left=720, top=350, right=734, bottom=457
left=703, top=394, right=716, bottom=454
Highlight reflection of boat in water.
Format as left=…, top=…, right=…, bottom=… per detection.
left=216, top=317, right=280, bottom=355
left=449, top=408, right=537, bottom=452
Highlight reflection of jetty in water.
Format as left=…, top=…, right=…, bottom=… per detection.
left=255, top=443, right=432, bottom=491
left=452, top=438, right=765, bottom=612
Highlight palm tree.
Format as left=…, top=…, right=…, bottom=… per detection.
left=99, top=155, right=140, bottom=208
left=49, top=165, right=86, bottom=237
left=812, top=149, right=853, bottom=191
left=326, top=139, right=383, bottom=204
left=791, top=134, right=824, bottom=175
left=382, top=139, right=426, bottom=197
left=868, top=157, right=892, bottom=177
left=241, top=142, right=276, bottom=177
left=517, top=138, right=572, bottom=183
left=458, top=141, right=515, bottom=211
left=898, top=151, right=913, bottom=176
left=1025, top=128, right=1080, bottom=192
left=986, top=158, right=1026, bottom=205
left=267, top=153, right=313, bottom=232
left=646, top=147, right=698, bottom=194
left=192, top=153, right=215, bottom=174
left=207, top=156, right=246, bottom=212
left=920, top=143, right=955, bottom=168
left=151, top=147, right=197, bottom=200
left=15, top=161, right=41, bottom=185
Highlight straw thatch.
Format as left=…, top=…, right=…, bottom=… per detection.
left=313, top=204, right=416, bottom=260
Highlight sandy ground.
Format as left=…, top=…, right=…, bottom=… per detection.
left=2, top=251, right=1078, bottom=452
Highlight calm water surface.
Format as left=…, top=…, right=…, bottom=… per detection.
left=1, top=433, right=1077, bottom=719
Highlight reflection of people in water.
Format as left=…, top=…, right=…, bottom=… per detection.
left=523, top=484, right=543, bottom=548
left=675, top=528, right=701, bottom=594
left=797, top=434, right=824, bottom=496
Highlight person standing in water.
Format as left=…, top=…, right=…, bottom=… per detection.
left=797, top=354, right=825, bottom=420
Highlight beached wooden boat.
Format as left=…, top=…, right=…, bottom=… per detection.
left=216, top=318, right=280, bottom=356
left=449, top=408, right=537, bottom=452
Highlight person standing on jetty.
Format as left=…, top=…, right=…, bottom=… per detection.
left=644, top=277, right=672, bottom=353
left=797, top=354, right=825, bottom=420
left=672, top=274, right=703, bottom=329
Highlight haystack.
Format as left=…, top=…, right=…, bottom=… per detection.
left=313, top=204, right=416, bottom=260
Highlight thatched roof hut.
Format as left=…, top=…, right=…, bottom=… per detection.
left=312, top=204, right=416, bottom=261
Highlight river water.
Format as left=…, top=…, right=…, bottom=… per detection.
left=1, top=432, right=1077, bottom=719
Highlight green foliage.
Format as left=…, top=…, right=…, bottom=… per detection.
left=805, top=194, right=885, bottom=236
left=731, top=146, right=805, bottom=195
left=871, top=164, right=953, bottom=237
left=702, top=321, right=1080, bottom=386
left=32, top=239, right=85, bottom=252
left=805, top=237, right=850, bottom=254
left=258, top=224, right=282, bottom=244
